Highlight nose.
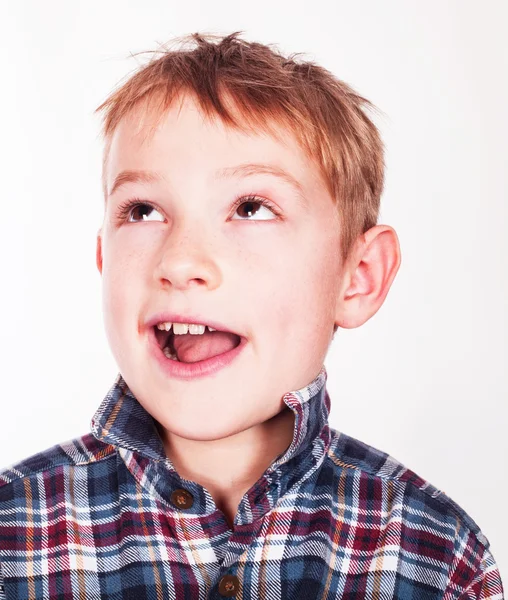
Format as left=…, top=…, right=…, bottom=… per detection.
left=154, top=224, right=222, bottom=292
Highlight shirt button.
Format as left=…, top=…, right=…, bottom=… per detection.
left=170, top=488, right=194, bottom=509
left=218, top=574, right=240, bottom=597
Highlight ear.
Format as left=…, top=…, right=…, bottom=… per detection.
left=334, top=225, right=401, bottom=329
left=96, top=229, right=103, bottom=275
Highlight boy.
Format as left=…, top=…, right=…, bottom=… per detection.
left=0, top=31, right=503, bottom=599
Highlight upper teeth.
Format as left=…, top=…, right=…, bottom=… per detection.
left=156, top=322, right=216, bottom=335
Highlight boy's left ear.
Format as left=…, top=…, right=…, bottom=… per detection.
left=335, top=225, right=401, bottom=329
left=96, top=229, right=103, bottom=275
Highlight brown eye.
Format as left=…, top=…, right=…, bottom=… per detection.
left=115, top=200, right=165, bottom=224
left=236, top=200, right=263, bottom=218
left=231, top=196, right=278, bottom=221
left=128, top=203, right=163, bottom=222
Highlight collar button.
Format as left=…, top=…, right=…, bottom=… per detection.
left=170, top=488, right=194, bottom=509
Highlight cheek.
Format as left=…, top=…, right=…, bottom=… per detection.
left=276, top=241, right=340, bottom=336
left=101, top=249, right=142, bottom=335
left=253, top=253, right=326, bottom=332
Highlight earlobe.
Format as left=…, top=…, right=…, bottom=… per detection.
left=96, top=230, right=103, bottom=275
left=335, top=225, right=401, bottom=329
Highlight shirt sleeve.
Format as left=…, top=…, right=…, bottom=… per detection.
left=455, top=545, right=504, bottom=600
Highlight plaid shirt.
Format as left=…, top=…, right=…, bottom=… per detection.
left=0, top=366, right=504, bottom=599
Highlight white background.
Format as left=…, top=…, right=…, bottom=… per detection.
left=0, top=0, right=506, bottom=583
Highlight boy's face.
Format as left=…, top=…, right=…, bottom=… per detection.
left=97, top=93, right=344, bottom=441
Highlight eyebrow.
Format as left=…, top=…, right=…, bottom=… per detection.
left=214, top=163, right=307, bottom=207
left=108, top=162, right=308, bottom=207
left=108, top=170, right=162, bottom=197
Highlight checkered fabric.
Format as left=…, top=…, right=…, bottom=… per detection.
left=0, top=366, right=504, bottom=599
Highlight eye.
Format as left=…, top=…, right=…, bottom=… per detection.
left=116, top=199, right=164, bottom=223
left=231, top=195, right=280, bottom=221
left=114, top=194, right=280, bottom=225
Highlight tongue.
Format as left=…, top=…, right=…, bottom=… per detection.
left=173, top=330, right=241, bottom=363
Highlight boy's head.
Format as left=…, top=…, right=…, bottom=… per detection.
left=94, top=32, right=400, bottom=441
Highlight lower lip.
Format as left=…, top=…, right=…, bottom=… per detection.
left=148, top=329, right=248, bottom=380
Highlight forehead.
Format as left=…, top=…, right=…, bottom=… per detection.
left=105, top=93, right=327, bottom=199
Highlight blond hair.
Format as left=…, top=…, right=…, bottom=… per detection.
left=95, top=31, right=384, bottom=262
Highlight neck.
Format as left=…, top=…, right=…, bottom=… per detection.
left=156, top=407, right=295, bottom=527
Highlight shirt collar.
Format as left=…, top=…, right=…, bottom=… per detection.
left=91, top=366, right=329, bottom=463
left=90, top=365, right=331, bottom=523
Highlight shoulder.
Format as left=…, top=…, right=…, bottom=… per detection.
left=324, top=429, right=505, bottom=596
left=326, top=428, right=489, bottom=547
left=0, top=433, right=116, bottom=494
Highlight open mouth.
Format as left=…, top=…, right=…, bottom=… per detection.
left=154, top=326, right=177, bottom=357
left=153, top=325, right=242, bottom=364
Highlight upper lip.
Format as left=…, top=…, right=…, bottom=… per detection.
left=146, top=312, right=244, bottom=338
